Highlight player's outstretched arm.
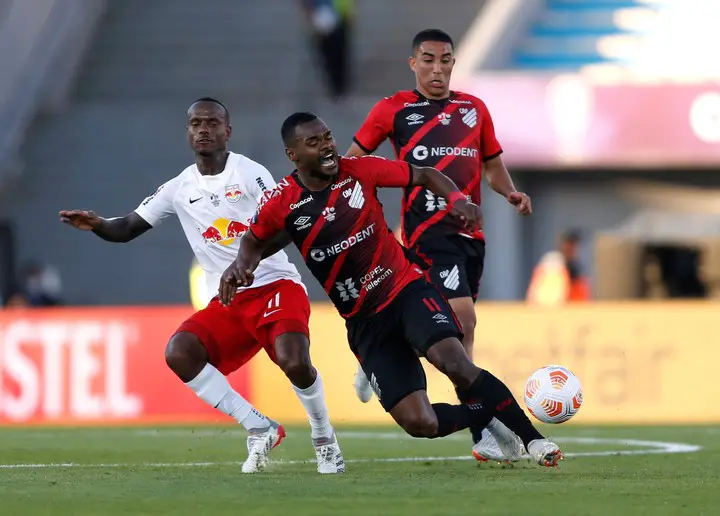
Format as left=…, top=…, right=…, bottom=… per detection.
left=410, top=165, right=484, bottom=232
left=484, top=155, right=532, bottom=215
left=58, top=210, right=152, bottom=243
left=219, top=230, right=269, bottom=305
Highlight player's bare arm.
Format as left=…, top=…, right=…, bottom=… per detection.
left=345, top=141, right=369, bottom=158
left=219, top=230, right=270, bottom=305
left=410, top=165, right=483, bottom=232
left=58, top=210, right=152, bottom=243
left=483, top=155, right=532, bottom=215
left=260, top=230, right=292, bottom=260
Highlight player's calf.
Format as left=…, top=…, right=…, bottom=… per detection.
left=390, top=393, right=440, bottom=438
left=165, top=332, right=276, bottom=432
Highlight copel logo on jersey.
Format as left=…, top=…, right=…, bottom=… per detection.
left=201, top=218, right=248, bottom=246
left=412, top=145, right=479, bottom=161
left=224, top=184, right=243, bottom=203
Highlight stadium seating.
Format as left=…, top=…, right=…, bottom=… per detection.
left=510, top=0, right=714, bottom=76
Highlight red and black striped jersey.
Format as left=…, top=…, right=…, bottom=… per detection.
left=250, top=156, right=425, bottom=319
left=353, top=89, right=502, bottom=248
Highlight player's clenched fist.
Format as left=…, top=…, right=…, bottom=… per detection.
left=508, top=191, right=532, bottom=215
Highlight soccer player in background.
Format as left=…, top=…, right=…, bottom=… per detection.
left=59, top=99, right=344, bottom=474
left=346, top=29, right=531, bottom=463
left=220, top=112, right=562, bottom=467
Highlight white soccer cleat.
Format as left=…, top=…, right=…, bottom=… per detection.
left=527, top=438, right=564, bottom=467
left=313, top=432, right=346, bottom=474
left=241, top=420, right=286, bottom=473
left=472, top=429, right=506, bottom=463
left=353, top=365, right=373, bottom=403
left=486, top=418, right=525, bottom=462
left=472, top=420, right=524, bottom=464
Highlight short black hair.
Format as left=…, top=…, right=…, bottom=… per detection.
left=561, top=229, right=582, bottom=244
left=190, top=97, right=230, bottom=123
left=412, top=29, right=454, bottom=53
left=281, top=112, right=318, bottom=146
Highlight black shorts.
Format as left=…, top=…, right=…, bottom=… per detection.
left=346, top=279, right=463, bottom=412
left=414, top=235, right=485, bottom=301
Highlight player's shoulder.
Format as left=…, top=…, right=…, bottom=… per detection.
left=230, top=151, right=274, bottom=191
left=373, top=90, right=420, bottom=111
left=451, top=91, right=491, bottom=112
left=257, top=173, right=299, bottom=211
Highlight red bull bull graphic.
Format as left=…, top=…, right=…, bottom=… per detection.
left=201, top=218, right=248, bottom=246
left=225, top=184, right=242, bottom=203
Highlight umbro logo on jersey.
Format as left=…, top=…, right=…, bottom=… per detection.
left=189, top=197, right=203, bottom=204
left=432, top=313, right=449, bottom=323
left=406, top=113, right=424, bottom=125
left=461, top=108, right=478, bottom=128
left=294, top=216, right=312, bottom=230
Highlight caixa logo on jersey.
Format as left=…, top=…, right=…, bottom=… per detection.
left=412, top=145, right=479, bottom=161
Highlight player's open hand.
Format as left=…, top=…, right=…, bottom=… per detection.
left=59, top=210, right=102, bottom=231
left=219, top=260, right=255, bottom=306
left=450, top=199, right=483, bottom=233
left=507, top=192, right=532, bottom=215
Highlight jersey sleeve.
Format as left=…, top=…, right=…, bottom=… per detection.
left=242, top=159, right=278, bottom=204
left=134, top=177, right=179, bottom=226
left=249, top=190, right=286, bottom=242
left=347, top=155, right=413, bottom=188
left=353, top=98, right=394, bottom=154
left=479, top=100, right=503, bottom=161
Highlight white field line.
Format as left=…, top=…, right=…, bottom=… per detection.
left=0, top=434, right=701, bottom=469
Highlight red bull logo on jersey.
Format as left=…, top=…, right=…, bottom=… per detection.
left=201, top=218, right=248, bottom=246
left=224, top=184, right=243, bottom=204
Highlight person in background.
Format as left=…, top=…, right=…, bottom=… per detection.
left=300, top=0, right=354, bottom=101
left=527, top=229, right=590, bottom=305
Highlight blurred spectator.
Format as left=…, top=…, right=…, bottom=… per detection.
left=4, top=262, right=63, bottom=307
left=300, top=0, right=354, bottom=100
left=527, top=229, right=590, bottom=305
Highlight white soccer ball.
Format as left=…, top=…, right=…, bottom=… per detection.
left=524, top=365, right=583, bottom=424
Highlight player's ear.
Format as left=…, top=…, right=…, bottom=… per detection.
left=285, top=147, right=296, bottom=162
left=408, top=56, right=416, bottom=73
left=226, top=124, right=232, bottom=141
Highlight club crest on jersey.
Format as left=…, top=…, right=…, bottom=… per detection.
left=461, top=108, right=478, bottom=128
left=438, top=113, right=452, bottom=126
left=224, top=184, right=242, bottom=203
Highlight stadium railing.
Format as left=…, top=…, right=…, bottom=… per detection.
left=0, top=0, right=105, bottom=185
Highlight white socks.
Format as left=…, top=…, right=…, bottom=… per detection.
left=186, top=363, right=270, bottom=431
left=293, top=373, right=334, bottom=440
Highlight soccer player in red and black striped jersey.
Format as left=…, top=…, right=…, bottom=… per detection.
left=219, top=112, right=562, bottom=467
left=347, top=29, right=532, bottom=462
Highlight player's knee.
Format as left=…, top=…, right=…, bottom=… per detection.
left=165, top=332, right=208, bottom=381
left=400, top=413, right=438, bottom=438
left=274, top=334, right=314, bottom=382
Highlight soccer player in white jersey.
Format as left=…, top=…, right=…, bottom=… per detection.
left=59, top=98, right=345, bottom=474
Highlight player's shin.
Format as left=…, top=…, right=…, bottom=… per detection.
left=461, top=369, right=543, bottom=447
left=186, top=363, right=271, bottom=431
left=430, top=403, right=493, bottom=438
left=293, top=371, right=334, bottom=440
